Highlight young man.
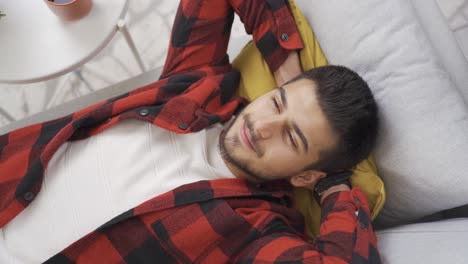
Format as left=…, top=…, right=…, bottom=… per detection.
left=0, top=0, right=380, bottom=263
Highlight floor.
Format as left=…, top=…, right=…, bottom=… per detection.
left=0, top=0, right=466, bottom=129
left=0, top=0, right=179, bottom=128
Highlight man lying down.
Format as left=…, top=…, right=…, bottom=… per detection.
left=0, top=0, right=381, bottom=263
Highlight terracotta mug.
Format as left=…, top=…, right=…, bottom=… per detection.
left=45, top=0, right=93, bottom=21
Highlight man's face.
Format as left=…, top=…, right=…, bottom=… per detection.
left=220, top=78, right=338, bottom=182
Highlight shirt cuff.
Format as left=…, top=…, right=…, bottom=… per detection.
left=256, top=0, right=304, bottom=73
left=320, top=188, right=371, bottom=221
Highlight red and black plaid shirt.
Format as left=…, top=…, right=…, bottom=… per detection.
left=0, top=0, right=380, bottom=263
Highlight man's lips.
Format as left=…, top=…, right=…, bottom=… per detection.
left=241, top=120, right=256, bottom=152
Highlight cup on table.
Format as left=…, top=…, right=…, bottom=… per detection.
left=45, top=0, right=93, bottom=21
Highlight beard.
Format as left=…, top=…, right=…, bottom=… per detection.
left=219, top=113, right=272, bottom=182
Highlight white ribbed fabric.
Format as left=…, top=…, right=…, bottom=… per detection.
left=0, top=119, right=234, bottom=264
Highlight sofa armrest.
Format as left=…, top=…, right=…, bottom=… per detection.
left=0, top=67, right=163, bottom=135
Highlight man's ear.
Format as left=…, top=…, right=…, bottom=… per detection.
left=289, top=170, right=327, bottom=188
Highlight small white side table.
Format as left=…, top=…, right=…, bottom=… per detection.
left=0, top=0, right=145, bottom=84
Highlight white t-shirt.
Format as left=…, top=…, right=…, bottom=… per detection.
left=0, top=119, right=235, bottom=264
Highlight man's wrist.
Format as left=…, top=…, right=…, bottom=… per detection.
left=273, top=50, right=302, bottom=86
left=320, top=184, right=351, bottom=204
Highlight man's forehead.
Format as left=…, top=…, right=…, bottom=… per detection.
left=283, top=79, right=337, bottom=156
left=285, top=78, right=317, bottom=93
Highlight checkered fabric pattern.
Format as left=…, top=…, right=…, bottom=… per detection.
left=0, top=0, right=380, bottom=263
left=42, top=180, right=379, bottom=263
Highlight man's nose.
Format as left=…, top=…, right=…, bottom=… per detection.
left=253, top=115, right=286, bottom=140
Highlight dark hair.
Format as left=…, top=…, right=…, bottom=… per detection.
left=288, top=65, right=379, bottom=173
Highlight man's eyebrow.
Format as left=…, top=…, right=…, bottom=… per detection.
left=293, top=123, right=309, bottom=153
left=279, top=86, right=309, bottom=152
left=279, top=86, right=287, bottom=108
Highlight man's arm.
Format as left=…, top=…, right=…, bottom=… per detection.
left=160, top=0, right=304, bottom=79
left=235, top=188, right=381, bottom=263
left=274, top=50, right=302, bottom=86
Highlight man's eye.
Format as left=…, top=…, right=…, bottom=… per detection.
left=272, top=98, right=280, bottom=113
left=288, top=130, right=297, bottom=148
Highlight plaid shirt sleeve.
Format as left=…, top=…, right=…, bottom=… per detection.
left=234, top=188, right=381, bottom=263
left=160, top=0, right=304, bottom=79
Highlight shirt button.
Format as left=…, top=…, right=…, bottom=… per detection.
left=281, top=33, right=289, bottom=41
left=139, top=108, right=150, bottom=116
left=24, top=192, right=35, bottom=201
left=178, top=123, right=188, bottom=130
left=354, top=197, right=362, bottom=204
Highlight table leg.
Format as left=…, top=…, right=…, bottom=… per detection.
left=117, top=19, right=147, bottom=73
left=0, top=107, right=15, bottom=122
left=74, top=69, right=94, bottom=94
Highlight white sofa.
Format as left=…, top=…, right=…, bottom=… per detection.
left=293, top=0, right=468, bottom=263
left=1, top=0, right=467, bottom=263
left=296, top=0, right=468, bottom=215
left=377, top=218, right=468, bottom=263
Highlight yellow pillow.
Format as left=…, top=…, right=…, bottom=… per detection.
left=232, top=0, right=385, bottom=238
